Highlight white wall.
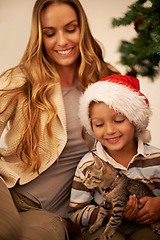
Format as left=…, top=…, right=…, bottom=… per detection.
left=0, top=0, right=160, bottom=148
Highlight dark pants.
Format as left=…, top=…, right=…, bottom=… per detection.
left=84, top=219, right=160, bottom=240
left=0, top=177, right=68, bottom=240
left=0, top=177, right=21, bottom=240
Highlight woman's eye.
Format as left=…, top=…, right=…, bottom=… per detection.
left=67, top=28, right=76, bottom=33
left=66, top=25, right=78, bottom=33
left=43, top=31, right=55, bottom=37
left=46, top=32, right=55, bottom=37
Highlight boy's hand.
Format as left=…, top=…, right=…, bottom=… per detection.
left=135, top=196, right=160, bottom=225
left=124, top=194, right=138, bottom=221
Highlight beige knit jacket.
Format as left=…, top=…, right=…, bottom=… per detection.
left=0, top=70, right=67, bottom=188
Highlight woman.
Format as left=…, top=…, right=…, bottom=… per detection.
left=0, top=0, right=119, bottom=239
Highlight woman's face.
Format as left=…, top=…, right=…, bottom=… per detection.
left=41, top=3, right=80, bottom=68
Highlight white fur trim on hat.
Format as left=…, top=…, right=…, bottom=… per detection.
left=79, top=80, right=152, bottom=143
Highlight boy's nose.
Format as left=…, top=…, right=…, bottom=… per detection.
left=105, top=122, right=116, bottom=135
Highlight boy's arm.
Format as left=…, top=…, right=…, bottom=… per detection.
left=68, top=162, right=102, bottom=227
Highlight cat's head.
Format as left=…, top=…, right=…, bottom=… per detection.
left=83, top=153, right=118, bottom=189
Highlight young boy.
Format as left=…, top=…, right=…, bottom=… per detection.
left=69, top=75, right=160, bottom=240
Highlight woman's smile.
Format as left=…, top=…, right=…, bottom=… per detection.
left=55, top=48, right=74, bottom=55
left=42, top=3, right=80, bottom=68
left=55, top=46, right=76, bottom=57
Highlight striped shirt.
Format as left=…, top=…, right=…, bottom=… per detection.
left=69, top=139, right=160, bottom=227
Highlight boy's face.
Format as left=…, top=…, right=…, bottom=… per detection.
left=90, top=102, right=136, bottom=158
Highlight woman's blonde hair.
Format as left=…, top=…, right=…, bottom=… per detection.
left=0, top=0, right=118, bottom=172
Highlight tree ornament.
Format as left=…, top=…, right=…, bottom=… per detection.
left=134, top=16, right=146, bottom=33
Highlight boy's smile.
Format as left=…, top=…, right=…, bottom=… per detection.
left=90, top=101, right=136, bottom=160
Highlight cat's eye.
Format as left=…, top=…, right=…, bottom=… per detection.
left=93, top=176, right=101, bottom=180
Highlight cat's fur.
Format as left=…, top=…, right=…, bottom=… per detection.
left=83, top=153, right=160, bottom=240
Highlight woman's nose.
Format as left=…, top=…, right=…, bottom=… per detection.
left=57, top=32, right=68, bottom=46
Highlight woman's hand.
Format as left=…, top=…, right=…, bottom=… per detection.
left=135, top=196, right=160, bottom=225
left=124, top=195, right=139, bottom=221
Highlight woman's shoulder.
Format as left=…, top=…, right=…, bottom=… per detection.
left=0, top=66, right=26, bottom=90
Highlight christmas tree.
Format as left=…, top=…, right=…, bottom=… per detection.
left=112, top=0, right=160, bottom=81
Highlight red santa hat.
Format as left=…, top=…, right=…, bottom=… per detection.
left=79, top=75, right=152, bottom=143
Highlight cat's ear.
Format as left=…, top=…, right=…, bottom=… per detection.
left=92, top=153, right=105, bottom=171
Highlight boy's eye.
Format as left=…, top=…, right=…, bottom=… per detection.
left=95, top=123, right=104, bottom=127
left=115, top=119, right=125, bottom=123
left=91, top=119, right=104, bottom=128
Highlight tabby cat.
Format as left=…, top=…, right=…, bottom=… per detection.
left=83, top=153, right=160, bottom=240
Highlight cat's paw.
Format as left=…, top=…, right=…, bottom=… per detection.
left=98, top=234, right=108, bottom=240
left=99, top=232, right=113, bottom=240
left=152, top=223, right=160, bottom=235
left=154, top=228, right=160, bottom=236
left=89, top=224, right=99, bottom=234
